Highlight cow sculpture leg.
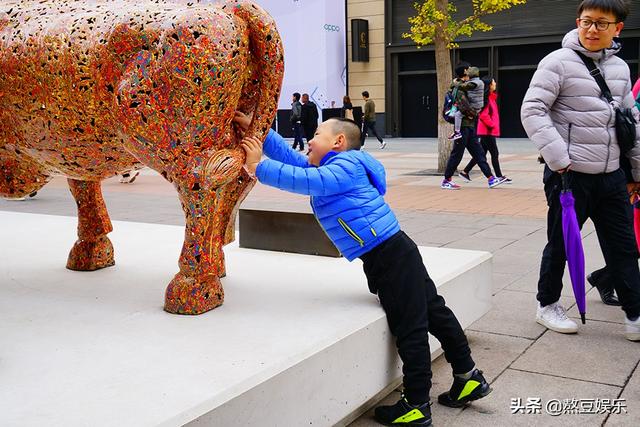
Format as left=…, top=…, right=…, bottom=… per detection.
left=66, top=179, right=115, bottom=271
left=163, top=148, right=253, bottom=315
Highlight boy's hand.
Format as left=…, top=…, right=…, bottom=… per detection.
left=241, top=135, right=263, bottom=175
left=233, top=111, right=252, bottom=136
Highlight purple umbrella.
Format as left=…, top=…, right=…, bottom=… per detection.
left=560, top=173, right=586, bottom=324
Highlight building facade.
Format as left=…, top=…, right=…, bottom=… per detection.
left=347, top=0, right=640, bottom=138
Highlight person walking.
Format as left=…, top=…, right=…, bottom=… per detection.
left=360, top=91, right=386, bottom=149
left=291, top=92, right=304, bottom=151
left=341, top=95, right=354, bottom=121
left=459, top=77, right=511, bottom=183
left=301, top=93, right=319, bottom=144
left=441, top=63, right=505, bottom=190
left=521, top=0, right=640, bottom=340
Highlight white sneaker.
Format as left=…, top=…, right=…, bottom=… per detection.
left=536, top=302, right=578, bottom=334
left=119, top=171, right=140, bottom=184
left=379, top=141, right=387, bottom=149
left=626, top=316, right=640, bottom=341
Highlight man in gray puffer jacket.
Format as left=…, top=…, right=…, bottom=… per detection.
left=521, top=0, right=640, bottom=341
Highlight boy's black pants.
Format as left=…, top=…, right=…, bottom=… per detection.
left=538, top=167, right=640, bottom=319
left=361, top=231, right=475, bottom=404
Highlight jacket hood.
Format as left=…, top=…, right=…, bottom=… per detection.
left=357, top=151, right=387, bottom=195
left=562, top=28, right=622, bottom=60
left=320, top=150, right=387, bottom=195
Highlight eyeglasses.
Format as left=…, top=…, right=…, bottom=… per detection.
left=578, top=18, right=618, bottom=31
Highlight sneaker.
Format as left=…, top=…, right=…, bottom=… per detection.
left=438, top=369, right=492, bottom=408
left=536, top=302, right=578, bottom=334
left=500, top=176, right=513, bottom=184
left=448, top=131, right=462, bottom=141
left=119, top=171, right=140, bottom=184
left=625, top=316, right=640, bottom=341
left=458, top=171, right=471, bottom=182
left=380, top=140, right=387, bottom=149
left=3, top=196, right=26, bottom=201
left=441, top=179, right=461, bottom=190
left=488, top=176, right=505, bottom=188
left=374, top=395, right=432, bottom=426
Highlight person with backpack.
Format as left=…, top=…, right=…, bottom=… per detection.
left=459, top=77, right=512, bottom=184
left=441, top=62, right=505, bottom=190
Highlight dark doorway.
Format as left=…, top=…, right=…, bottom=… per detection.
left=399, top=74, right=438, bottom=137
left=497, top=68, right=536, bottom=138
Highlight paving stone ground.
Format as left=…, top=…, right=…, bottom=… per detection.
left=2, top=136, right=638, bottom=426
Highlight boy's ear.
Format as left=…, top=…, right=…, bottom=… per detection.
left=334, top=134, right=347, bottom=150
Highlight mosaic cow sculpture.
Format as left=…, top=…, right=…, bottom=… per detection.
left=0, top=0, right=284, bottom=314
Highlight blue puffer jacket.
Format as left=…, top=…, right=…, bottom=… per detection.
left=256, top=129, right=400, bottom=261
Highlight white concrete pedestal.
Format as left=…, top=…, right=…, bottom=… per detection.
left=0, top=212, right=491, bottom=426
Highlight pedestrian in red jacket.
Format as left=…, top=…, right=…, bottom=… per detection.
left=459, top=77, right=511, bottom=183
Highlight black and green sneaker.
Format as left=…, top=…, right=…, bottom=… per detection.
left=437, top=368, right=492, bottom=408
left=374, top=395, right=432, bottom=426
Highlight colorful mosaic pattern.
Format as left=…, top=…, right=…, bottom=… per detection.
left=0, top=0, right=284, bottom=314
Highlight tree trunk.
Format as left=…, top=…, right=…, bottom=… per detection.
left=435, top=0, right=453, bottom=173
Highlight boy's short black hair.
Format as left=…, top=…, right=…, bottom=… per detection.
left=454, top=61, right=471, bottom=78
left=577, top=0, right=629, bottom=22
left=362, top=91, right=369, bottom=98
left=293, top=92, right=301, bottom=102
left=327, top=117, right=362, bottom=150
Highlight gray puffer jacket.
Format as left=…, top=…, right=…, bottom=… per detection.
left=521, top=29, right=640, bottom=180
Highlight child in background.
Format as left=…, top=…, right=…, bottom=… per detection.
left=449, top=66, right=485, bottom=141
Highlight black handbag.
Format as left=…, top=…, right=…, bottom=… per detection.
left=574, top=50, right=637, bottom=153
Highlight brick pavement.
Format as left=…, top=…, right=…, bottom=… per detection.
left=1, top=138, right=638, bottom=426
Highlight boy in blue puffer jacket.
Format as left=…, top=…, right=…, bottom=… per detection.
left=236, top=113, right=491, bottom=426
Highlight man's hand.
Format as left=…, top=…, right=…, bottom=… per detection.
left=557, top=164, right=571, bottom=174
left=241, top=135, right=263, bottom=175
left=233, top=111, right=253, bottom=136
left=627, top=182, right=640, bottom=204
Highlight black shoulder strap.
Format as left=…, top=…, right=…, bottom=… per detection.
left=574, top=50, right=614, bottom=103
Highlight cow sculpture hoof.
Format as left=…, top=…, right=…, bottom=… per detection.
left=66, top=236, right=115, bottom=271
left=164, top=273, right=224, bottom=315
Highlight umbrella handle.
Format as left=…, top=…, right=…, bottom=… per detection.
left=561, top=171, right=571, bottom=191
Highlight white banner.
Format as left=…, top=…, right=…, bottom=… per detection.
left=254, top=0, right=347, bottom=110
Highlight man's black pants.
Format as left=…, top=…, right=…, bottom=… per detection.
left=361, top=120, right=383, bottom=145
left=292, top=122, right=304, bottom=150
left=361, top=231, right=475, bottom=404
left=538, top=167, right=640, bottom=319
left=444, top=126, right=493, bottom=180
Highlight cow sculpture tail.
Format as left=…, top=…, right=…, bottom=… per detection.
left=226, top=0, right=284, bottom=140
left=218, top=0, right=285, bottom=248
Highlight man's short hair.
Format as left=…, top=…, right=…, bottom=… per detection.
left=577, top=0, right=629, bottom=22
left=326, top=118, right=362, bottom=150
left=454, top=61, right=471, bottom=78
left=293, top=92, right=301, bottom=102
left=302, top=93, right=309, bottom=98
left=362, top=91, right=369, bottom=98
